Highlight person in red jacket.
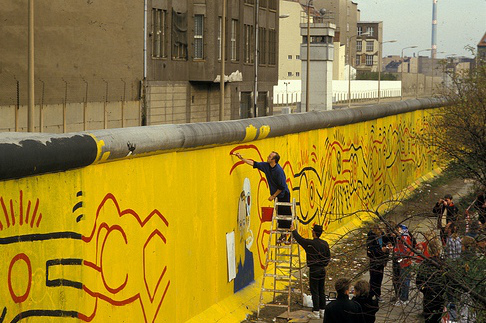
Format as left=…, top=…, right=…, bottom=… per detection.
left=393, top=224, right=414, bottom=306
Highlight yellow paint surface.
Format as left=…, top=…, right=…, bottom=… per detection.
left=0, top=109, right=440, bottom=322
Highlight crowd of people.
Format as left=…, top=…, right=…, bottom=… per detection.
left=298, top=191, right=486, bottom=323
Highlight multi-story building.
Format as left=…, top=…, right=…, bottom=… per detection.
left=314, top=0, right=359, bottom=68
left=0, top=0, right=279, bottom=132
left=355, top=21, right=382, bottom=73
left=148, top=0, right=280, bottom=122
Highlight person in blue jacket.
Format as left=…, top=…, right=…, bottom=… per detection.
left=235, top=151, right=291, bottom=242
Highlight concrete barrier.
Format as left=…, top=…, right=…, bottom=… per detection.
left=0, top=98, right=445, bottom=322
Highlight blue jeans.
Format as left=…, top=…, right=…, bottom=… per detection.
left=399, top=267, right=411, bottom=301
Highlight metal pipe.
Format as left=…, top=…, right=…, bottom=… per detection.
left=431, top=0, right=438, bottom=59
left=220, top=0, right=227, bottom=121
left=28, top=0, right=35, bottom=132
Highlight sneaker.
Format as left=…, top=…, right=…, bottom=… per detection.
left=307, top=311, right=320, bottom=319
left=319, top=309, right=325, bottom=318
left=402, top=300, right=409, bottom=305
left=394, top=300, right=403, bottom=306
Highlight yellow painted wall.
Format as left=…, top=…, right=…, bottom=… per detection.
left=0, top=109, right=437, bottom=322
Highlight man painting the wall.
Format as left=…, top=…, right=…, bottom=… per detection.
left=234, top=151, right=291, bottom=243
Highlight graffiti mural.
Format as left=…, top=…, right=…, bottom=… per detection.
left=0, top=191, right=169, bottom=323
left=0, top=108, right=438, bottom=322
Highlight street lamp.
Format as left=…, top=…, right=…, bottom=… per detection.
left=400, top=45, right=418, bottom=100
left=415, top=48, right=432, bottom=98
left=377, top=39, right=397, bottom=103
left=348, top=31, right=370, bottom=108
left=430, top=51, right=445, bottom=94
left=305, top=0, right=313, bottom=112
left=284, top=81, right=290, bottom=107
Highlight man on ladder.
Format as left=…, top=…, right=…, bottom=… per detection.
left=291, top=222, right=331, bottom=319
left=234, top=151, right=291, bottom=243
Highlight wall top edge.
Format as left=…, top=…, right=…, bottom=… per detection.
left=0, top=97, right=447, bottom=181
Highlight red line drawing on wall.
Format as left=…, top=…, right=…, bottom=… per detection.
left=0, top=191, right=42, bottom=231
left=7, top=253, right=32, bottom=303
left=81, top=193, right=170, bottom=323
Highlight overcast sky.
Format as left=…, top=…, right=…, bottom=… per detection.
left=357, top=0, right=486, bottom=58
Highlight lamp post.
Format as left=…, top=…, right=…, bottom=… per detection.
left=284, top=81, right=290, bottom=107
left=219, top=0, right=227, bottom=120
left=348, top=31, right=370, bottom=108
left=415, top=48, right=432, bottom=98
left=28, top=0, right=35, bottom=132
left=400, top=45, right=417, bottom=100
left=430, top=51, right=445, bottom=95
left=305, top=0, right=313, bottom=112
left=377, top=39, right=396, bottom=103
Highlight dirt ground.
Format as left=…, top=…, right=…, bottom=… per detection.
left=242, top=172, right=477, bottom=323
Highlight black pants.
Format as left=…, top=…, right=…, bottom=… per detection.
left=277, top=193, right=291, bottom=229
left=309, top=268, right=326, bottom=312
left=369, top=266, right=385, bottom=298
left=392, top=260, right=400, bottom=297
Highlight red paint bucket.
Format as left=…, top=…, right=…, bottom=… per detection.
left=261, top=207, right=274, bottom=222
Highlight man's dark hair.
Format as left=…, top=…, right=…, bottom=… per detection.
left=335, top=278, right=351, bottom=295
left=271, top=151, right=280, bottom=163
left=444, top=194, right=453, bottom=200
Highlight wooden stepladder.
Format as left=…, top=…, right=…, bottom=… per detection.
left=257, top=198, right=304, bottom=320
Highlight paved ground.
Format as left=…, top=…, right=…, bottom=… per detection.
left=246, top=174, right=476, bottom=323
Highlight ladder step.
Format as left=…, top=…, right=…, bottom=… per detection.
left=274, top=202, right=294, bottom=207
left=276, top=253, right=299, bottom=257
left=268, top=244, right=292, bottom=249
left=260, top=303, right=288, bottom=308
left=268, top=259, right=294, bottom=264
left=264, top=274, right=299, bottom=281
left=262, top=288, right=290, bottom=293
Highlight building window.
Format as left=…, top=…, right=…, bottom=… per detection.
left=356, top=40, right=362, bottom=52
left=172, top=10, right=188, bottom=60
left=296, top=72, right=300, bottom=76
left=244, top=0, right=254, bottom=5
left=366, top=26, right=374, bottom=37
left=269, top=0, right=277, bottom=10
left=231, top=19, right=239, bottom=61
left=347, top=23, right=349, bottom=32
left=152, top=8, right=167, bottom=58
left=356, top=56, right=360, bottom=66
left=366, top=41, right=374, bottom=52
left=288, top=55, right=292, bottom=59
left=288, top=72, right=293, bottom=76
left=259, top=27, right=266, bottom=65
left=357, top=26, right=362, bottom=36
left=259, top=0, right=267, bottom=8
left=194, top=15, right=204, bottom=59
left=366, top=55, right=373, bottom=66
left=268, top=29, right=276, bottom=65
left=296, top=55, right=300, bottom=59
left=244, top=24, right=254, bottom=63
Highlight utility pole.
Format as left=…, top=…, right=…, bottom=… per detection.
left=219, top=0, right=227, bottom=121
left=28, top=0, right=35, bottom=132
left=253, top=0, right=259, bottom=117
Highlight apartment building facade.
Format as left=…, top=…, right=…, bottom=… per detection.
left=147, top=0, right=280, bottom=123
left=355, top=21, right=382, bottom=73
left=0, top=0, right=279, bottom=132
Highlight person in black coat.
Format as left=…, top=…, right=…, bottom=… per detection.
left=291, top=223, right=331, bottom=318
left=416, top=238, right=446, bottom=323
left=323, top=278, right=365, bottom=323
left=352, top=280, right=379, bottom=323
left=366, top=225, right=390, bottom=301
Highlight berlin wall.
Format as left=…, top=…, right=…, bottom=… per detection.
left=0, top=98, right=445, bottom=322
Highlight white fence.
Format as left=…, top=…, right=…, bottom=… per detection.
left=273, top=80, right=402, bottom=105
